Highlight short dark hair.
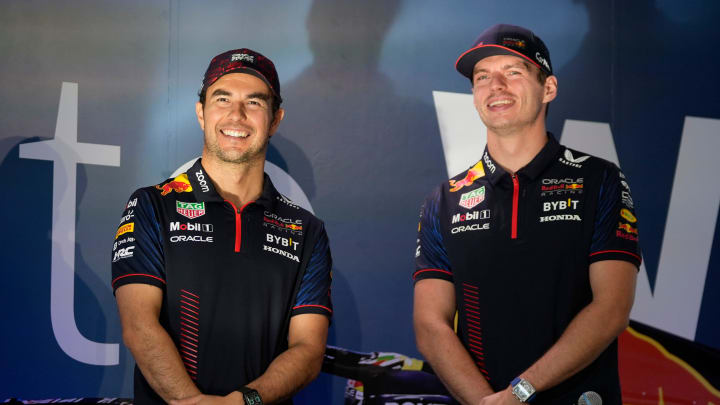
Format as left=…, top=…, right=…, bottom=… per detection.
left=536, top=69, right=552, bottom=117
left=536, top=69, right=548, bottom=86
left=197, top=87, right=281, bottom=118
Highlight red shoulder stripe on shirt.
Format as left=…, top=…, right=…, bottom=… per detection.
left=412, top=268, right=453, bottom=280
left=112, top=273, right=166, bottom=288
left=293, top=304, right=333, bottom=313
left=589, top=249, right=641, bottom=262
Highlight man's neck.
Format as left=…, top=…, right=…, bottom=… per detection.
left=486, top=124, right=548, bottom=174
left=200, top=153, right=266, bottom=208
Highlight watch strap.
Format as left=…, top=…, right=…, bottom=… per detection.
left=238, top=386, right=263, bottom=405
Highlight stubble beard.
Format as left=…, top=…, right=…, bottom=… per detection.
left=205, top=132, right=270, bottom=165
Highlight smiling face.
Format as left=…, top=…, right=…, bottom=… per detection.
left=196, top=72, right=284, bottom=166
left=471, top=54, right=556, bottom=136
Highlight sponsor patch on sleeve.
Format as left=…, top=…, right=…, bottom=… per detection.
left=115, top=222, right=134, bottom=239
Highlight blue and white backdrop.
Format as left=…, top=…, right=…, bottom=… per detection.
left=1, top=0, right=719, bottom=401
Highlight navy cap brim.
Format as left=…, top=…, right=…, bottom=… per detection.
left=455, top=44, right=548, bottom=80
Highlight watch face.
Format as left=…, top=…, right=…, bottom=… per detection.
left=244, top=391, right=262, bottom=405
left=512, top=379, right=535, bottom=402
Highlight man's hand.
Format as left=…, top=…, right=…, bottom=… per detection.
left=478, top=387, right=519, bottom=405
left=170, top=391, right=244, bottom=405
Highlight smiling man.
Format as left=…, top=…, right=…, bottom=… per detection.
left=413, top=25, right=641, bottom=404
left=111, top=49, right=333, bottom=405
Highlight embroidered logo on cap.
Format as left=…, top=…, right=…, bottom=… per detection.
left=231, top=53, right=254, bottom=63
left=502, top=38, right=526, bottom=49
left=535, top=52, right=551, bottom=71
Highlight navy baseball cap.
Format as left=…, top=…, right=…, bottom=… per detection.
left=201, top=48, right=282, bottom=103
left=455, top=24, right=552, bottom=80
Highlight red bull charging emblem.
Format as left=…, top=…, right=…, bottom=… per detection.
left=449, top=161, right=485, bottom=192
left=156, top=174, right=193, bottom=196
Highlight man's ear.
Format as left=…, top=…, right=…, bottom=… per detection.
left=269, top=108, right=285, bottom=137
left=543, top=75, right=558, bottom=103
left=195, top=102, right=205, bottom=131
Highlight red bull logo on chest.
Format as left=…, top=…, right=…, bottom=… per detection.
left=156, top=174, right=193, bottom=196
left=449, top=161, right=485, bottom=192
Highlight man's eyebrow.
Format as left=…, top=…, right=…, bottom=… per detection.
left=473, top=66, right=488, bottom=75
left=209, top=89, right=271, bottom=101
left=505, top=61, right=530, bottom=70
left=246, top=92, right=271, bottom=101
left=473, top=61, right=530, bottom=75
left=210, top=88, right=232, bottom=97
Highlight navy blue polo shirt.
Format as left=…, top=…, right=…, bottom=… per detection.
left=414, top=135, right=640, bottom=404
left=112, top=159, right=332, bottom=404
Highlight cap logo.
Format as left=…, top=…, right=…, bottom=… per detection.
left=535, top=52, right=550, bottom=71
left=501, top=38, right=526, bottom=49
left=231, top=53, right=255, bottom=63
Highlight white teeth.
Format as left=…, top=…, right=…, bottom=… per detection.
left=489, top=99, right=512, bottom=107
left=222, top=129, right=249, bottom=138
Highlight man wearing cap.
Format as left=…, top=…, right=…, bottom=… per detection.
left=413, top=24, right=640, bottom=404
left=112, top=49, right=332, bottom=405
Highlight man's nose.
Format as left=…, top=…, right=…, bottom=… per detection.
left=228, top=102, right=247, bottom=120
left=489, top=72, right=507, bottom=90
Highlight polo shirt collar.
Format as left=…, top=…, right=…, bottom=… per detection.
left=186, top=158, right=281, bottom=210
left=480, top=147, right=506, bottom=186
left=255, top=173, right=282, bottom=210
left=482, top=132, right=562, bottom=185
left=518, top=133, right=562, bottom=181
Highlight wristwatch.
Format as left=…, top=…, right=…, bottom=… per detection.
left=511, top=377, right=536, bottom=403
left=238, top=386, right=263, bottom=405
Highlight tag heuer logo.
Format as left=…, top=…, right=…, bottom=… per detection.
left=176, top=201, right=206, bottom=219
left=459, top=186, right=485, bottom=209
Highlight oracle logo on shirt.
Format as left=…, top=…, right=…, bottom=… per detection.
left=263, top=211, right=303, bottom=234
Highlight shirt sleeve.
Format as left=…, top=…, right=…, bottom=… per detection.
left=111, top=189, right=166, bottom=292
left=588, top=164, right=642, bottom=267
left=413, top=187, right=453, bottom=283
left=292, top=223, right=333, bottom=317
